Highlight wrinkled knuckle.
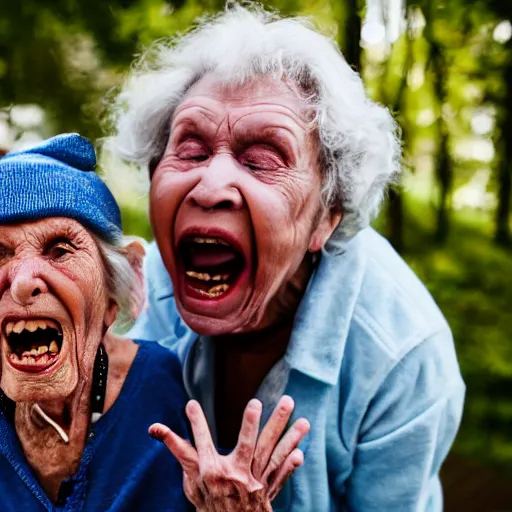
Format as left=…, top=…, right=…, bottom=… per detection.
left=277, top=404, right=291, bottom=419
left=269, top=453, right=283, bottom=472
left=236, top=444, right=253, bottom=462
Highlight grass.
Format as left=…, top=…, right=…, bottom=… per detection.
left=121, top=196, right=512, bottom=471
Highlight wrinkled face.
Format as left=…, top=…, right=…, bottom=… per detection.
left=0, top=218, right=113, bottom=403
left=151, top=76, right=339, bottom=335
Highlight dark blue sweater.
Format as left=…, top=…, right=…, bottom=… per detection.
left=0, top=340, right=192, bottom=512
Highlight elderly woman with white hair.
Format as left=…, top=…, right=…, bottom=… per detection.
left=108, top=4, right=465, bottom=511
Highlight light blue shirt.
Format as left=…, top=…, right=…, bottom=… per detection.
left=128, top=227, right=465, bottom=511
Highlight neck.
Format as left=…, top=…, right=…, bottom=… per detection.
left=215, top=322, right=292, bottom=449
left=14, top=333, right=138, bottom=502
left=256, top=251, right=316, bottom=331
left=213, top=253, right=316, bottom=448
left=15, top=374, right=93, bottom=502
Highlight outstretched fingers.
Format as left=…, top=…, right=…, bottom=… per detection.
left=261, top=417, right=310, bottom=483
left=268, top=448, right=304, bottom=502
left=252, top=395, right=295, bottom=480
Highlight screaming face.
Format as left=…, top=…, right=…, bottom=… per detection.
left=151, top=76, right=341, bottom=335
left=0, top=218, right=115, bottom=404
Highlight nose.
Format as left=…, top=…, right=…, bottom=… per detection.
left=187, top=154, right=244, bottom=211
left=10, top=262, right=48, bottom=306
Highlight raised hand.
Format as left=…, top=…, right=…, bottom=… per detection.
left=149, top=396, right=310, bottom=512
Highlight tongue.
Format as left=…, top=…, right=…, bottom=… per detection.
left=188, top=244, right=239, bottom=269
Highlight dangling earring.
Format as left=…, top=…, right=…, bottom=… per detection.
left=90, top=343, right=109, bottom=424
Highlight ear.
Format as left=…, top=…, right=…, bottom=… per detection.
left=308, top=208, right=342, bottom=253
left=123, top=240, right=146, bottom=321
left=104, top=301, right=119, bottom=328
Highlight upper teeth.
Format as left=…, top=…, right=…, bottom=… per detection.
left=186, top=271, right=231, bottom=282
left=192, top=237, right=229, bottom=246
left=5, top=319, right=60, bottom=336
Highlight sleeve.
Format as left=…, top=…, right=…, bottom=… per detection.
left=126, top=256, right=168, bottom=343
left=344, top=328, right=465, bottom=511
left=126, top=243, right=197, bottom=363
left=127, top=293, right=163, bottom=343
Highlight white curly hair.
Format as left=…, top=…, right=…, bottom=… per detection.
left=105, top=2, right=402, bottom=244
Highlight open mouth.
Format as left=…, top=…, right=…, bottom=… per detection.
left=3, top=319, right=63, bottom=373
left=179, top=236, right=246, bottom=300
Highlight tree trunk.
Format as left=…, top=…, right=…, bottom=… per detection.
left=494, top=46, right=512, bottom=247
left=495, top=155, right=512, bottom=246
left=430, top=43, right=451, bottom=244
left=387, top=188, right=404, bottom=252
left=383, top=3, right=414, bottom=253
left=434, top=130, right=451, bottom=243
left=344, top=0, right=361, bottom=71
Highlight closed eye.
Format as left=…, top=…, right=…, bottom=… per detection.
left=176, top=138, right=210, bottom=162
left=188, top=154, right=209, bottom=162
left=239, top=145, right=283, bottom=171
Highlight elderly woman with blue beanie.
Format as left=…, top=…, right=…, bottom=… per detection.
left=0, top=134, right=308, bottom=512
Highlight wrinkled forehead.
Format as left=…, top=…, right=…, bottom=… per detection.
left=0, top=217, right=91, bottom=246
left=174, top=74, right=312, bottom=123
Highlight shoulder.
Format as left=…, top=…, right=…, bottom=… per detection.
left=135, top=339, right=183, bottom=381
left=142, top=240, right=174, bottom=299
left=349, top=228, right=450, bottom=359
left=131, top=340, right=187, bottom=411
left=332, top=229, right=463, bottom=398
left=334, top=230, right=463, bottom=429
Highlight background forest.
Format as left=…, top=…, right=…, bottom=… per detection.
left=1, top=0, right=512, bottom=508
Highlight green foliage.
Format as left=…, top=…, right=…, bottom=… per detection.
left=2, top=0, right=512, bottom=472
left=121, top=205, right=153, bottom=241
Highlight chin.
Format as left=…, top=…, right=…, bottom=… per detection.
left=1, top=363, right=77, bottom=404
left=175, top=302, right=246, bottom=336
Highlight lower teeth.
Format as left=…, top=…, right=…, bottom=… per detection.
left=10, top=353, right=55, bottom=365
left=9, top=340, right=59, bottom=365
left=194, top=283, right=230, bottom=297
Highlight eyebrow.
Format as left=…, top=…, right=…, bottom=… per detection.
left=41, top=223, right=84, bottom=246
left=44, top=235, right=78, bottom=249
left=171, top=104, right=221, bottom=133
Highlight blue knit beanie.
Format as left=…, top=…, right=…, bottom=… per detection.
left=0, top=133, right=122, bottom=242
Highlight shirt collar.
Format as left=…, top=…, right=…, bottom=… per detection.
left=285, top=231, right=367, bottom=385
left=155, top=229, right=368, bottom=386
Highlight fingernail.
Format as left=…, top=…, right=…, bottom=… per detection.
left=299, top=418, right=311, bottom=432
left=248, top=399, right=262, bottom=410
left=185, top=400, right=198, bottom=417
left=280, top=395, right=294, bottom=410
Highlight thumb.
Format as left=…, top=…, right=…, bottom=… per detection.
left=149, top=422, right=199, bottom=473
